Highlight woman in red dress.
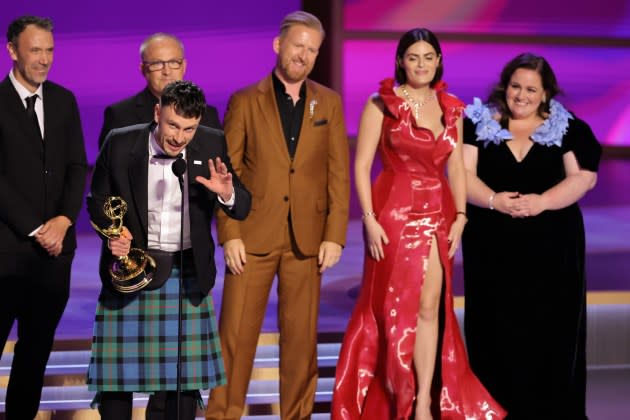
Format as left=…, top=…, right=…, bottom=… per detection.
left=331, top=28, right=506, bottom=420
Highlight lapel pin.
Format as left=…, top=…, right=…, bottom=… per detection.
left=309, top=99, right=318, bottom=119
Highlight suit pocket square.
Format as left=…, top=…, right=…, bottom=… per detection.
left=194, top=160, right=202, bottom=165
left=313, top=119, right=328, bottom=127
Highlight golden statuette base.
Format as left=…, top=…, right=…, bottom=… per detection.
left=90, top=196, right=156, bottom=293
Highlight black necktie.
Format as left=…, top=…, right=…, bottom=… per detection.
left=25, top=95, right=42, bottom=140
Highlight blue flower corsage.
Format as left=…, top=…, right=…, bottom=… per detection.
left=530, top=99, right=573, bottom=147
left=465, top=97, right=573, bottom=148
left=464, top=98, right=512, bottom=147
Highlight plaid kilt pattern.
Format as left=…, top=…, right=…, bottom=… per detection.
left=86, top=268, right=225, bottom=392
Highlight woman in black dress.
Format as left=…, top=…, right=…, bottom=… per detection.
left=461, top=53, right=601, bottom=419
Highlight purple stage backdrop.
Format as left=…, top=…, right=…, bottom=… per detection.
left=343, top=40, right=630, bottom=145
left=1, top=0, right=629, bottom=229
left=341, top=0, right=630, bottom=146
left=344, top=0, right=630, bottom=37
left=1, top=0, right=629, bottom=162
left=1, top=0, right=301, bottom=162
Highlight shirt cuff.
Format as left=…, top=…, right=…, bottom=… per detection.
left=217, top=187, right=235, bottom=208
left=29, top=224, right=44, bottom=237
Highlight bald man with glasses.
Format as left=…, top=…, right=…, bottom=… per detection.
left=98, top=32, right=221, bottom=149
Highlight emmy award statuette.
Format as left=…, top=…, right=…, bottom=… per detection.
left=90, top=196, right=156, bottom=293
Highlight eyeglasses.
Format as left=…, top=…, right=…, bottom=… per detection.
left=143, top=59, right=184, bottom=72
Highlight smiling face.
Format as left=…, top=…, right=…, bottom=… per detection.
left=153, top=104, right=201, bottom=156
left=506, top=68, right=547, bottom=120
left=398, top=40, right=440, bottom=88
left=7, top=24, right=54, bottom=92
left=273, top=24, right=322, bottom=84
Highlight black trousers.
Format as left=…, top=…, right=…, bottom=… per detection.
left=0, top=250, right=73, bottom=420
left=98, top=391, right=199, bottom=420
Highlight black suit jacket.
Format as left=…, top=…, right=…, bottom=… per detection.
left=0, top=76, right=88, bottom=257
left=98, top=87, right=221, bottom=149
left=88, top=123, right=250, bottom=295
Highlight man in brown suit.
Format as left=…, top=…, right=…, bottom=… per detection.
left=205, top=10, right=350, bottom=420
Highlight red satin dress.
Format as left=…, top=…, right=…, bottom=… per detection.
left=332, top=79, right=506, bottom=419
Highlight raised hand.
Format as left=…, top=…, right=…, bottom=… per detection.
left=195, top=157, right=234, bottom=201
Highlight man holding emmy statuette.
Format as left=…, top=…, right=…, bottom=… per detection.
left=86, top=80, right=251, bottom=420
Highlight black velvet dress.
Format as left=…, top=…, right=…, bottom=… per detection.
left=462, top=111, right=601, bottom=420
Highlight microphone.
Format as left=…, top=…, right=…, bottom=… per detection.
left=171, top=154, right=186, bottom=193
left=171, top=152, right=186, bottom=419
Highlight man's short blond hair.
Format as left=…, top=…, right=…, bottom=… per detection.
left=279, top=11, right=325, bottom=39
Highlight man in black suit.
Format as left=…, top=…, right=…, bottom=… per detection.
left=97, top=33, right=221, bottom=149
left=86, top=80, right=250, bottom=420
left=0, top=15, right=88, bottom=419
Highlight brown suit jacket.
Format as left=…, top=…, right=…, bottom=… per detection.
left=217, top=75, right=350, bottom=256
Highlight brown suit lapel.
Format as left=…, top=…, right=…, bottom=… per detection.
left=256, top=76, right=291, bottom=163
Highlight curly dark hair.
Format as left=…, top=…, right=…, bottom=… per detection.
left=160, top=80, right=206, bottom=120
left=488, top=53, right=562, bottom=127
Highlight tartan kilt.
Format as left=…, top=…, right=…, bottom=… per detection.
left=86, top=268, right=225, bottom=392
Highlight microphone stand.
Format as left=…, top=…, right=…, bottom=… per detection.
left=172, top=155, right=187, bottom=420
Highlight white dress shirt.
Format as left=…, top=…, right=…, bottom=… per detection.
left=9, top=69, right=44, bottom=138
left=146, top=129, right=235, bottom=251
left=10, top=69, right=45, bottom=236
left=147, top=132, right=192, bottom=252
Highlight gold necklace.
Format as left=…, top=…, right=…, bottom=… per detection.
left=400, top=85, right=435, bottom=120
